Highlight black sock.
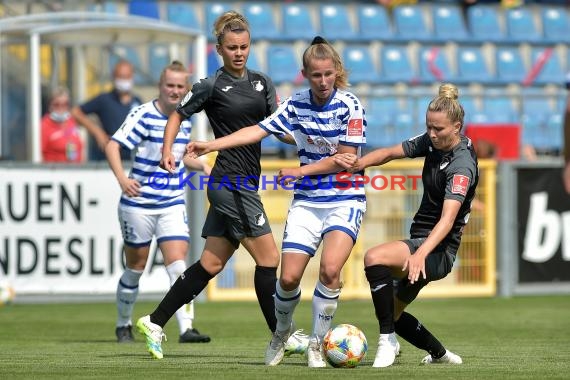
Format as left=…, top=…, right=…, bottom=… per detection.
left=364, top=264, right=394, bottom=334
left=395, top=311, right=446, bottom=358
left=150, top=261, right=214, bottom=328
left=254, top=265, right=278, bottom=332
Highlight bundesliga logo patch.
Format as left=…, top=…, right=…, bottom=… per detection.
left=347, top=119, right=363, bottom=136
left=451, top=174, right=469, bottom=196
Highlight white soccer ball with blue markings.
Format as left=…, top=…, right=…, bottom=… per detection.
left=323, top=323, right=368, bottom=368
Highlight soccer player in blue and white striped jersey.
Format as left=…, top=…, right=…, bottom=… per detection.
left=187, top=36, right=367, bottom=367
left=106, top=61, right=211, bottom=345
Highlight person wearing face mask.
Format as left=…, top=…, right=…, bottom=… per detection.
left=71, top=59, right=142, bottom=161
left=41, top=86, right=84, bottom=163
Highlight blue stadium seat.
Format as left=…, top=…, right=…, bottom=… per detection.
left=393, top=5, right=432, bottom=42
left=205, top=3, right=232, bottom=40
left=505, top=7, right=541, bottom=44
left=467, top=5, right=505, bottom=43
left=243, top=3, right=281, bottom=41
left=541, top=7, right=570, bottom=44
left=495, top=46, right=526, bottom=85
left=207, top=45, right=221, bottom=76
left=431, top=4, right=469, bottom=43
left=366, top=97, right=409, bottom=148
left=460, top=95, right=487, bottom=126
left=528, top=47, right=564, bottom=85
left=282, top=4, right=317, bottom=41
left=356, top=4, right=393, bottom=42
left=343, top=46, right=380, bottom=85
left=379, top=44, right=416, bottom=85
left=319, top=4, right=358, bottom=41
left=88, top=2, right=119, bottom=13
left=128, top=0, right=160, bottom=19
left=417, top=46, right=454, bottom=84
left=521, top=91, right=561, bottom=152
left=109, top=45, right=146, bottom=84
left=247, top=49, right=262, bottom=72
left=455, top=46, right=493, bottom=85
left=482, top=95, right=518, bottom=124
left=166, top=2, right=201, bottom=30
left=266, top=45, right=300, bottom=84
left=148, top=44, right=170, bottom=83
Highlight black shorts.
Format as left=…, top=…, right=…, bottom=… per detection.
left=395, top=237, right=457, bottom=304
left=202, top=185, right=272, bottom=248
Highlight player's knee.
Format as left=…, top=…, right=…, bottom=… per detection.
left=364, top=247, right=390, bottom=267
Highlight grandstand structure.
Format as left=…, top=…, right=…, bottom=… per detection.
left=1, top=0, right=568, bottom=161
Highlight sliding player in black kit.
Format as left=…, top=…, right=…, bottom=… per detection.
left=334, top=83, right=478, bottom=368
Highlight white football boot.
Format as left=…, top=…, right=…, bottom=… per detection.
left=373, top=332, right=399, bottom=368
left=421, top=349, right=463, bottom=364
left=306, top=335, right=326, bottom=368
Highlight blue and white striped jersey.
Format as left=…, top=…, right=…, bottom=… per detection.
left=111, top=100, right=191, bottom=213
left=259, top=88, right=367, bottom=207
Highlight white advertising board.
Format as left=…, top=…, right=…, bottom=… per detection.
left=0, top=167, right=170, bottom=295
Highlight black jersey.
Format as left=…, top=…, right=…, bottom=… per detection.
left=402, top=133, right=479, bottom=251
left=177, top=67, right=277, bottom=187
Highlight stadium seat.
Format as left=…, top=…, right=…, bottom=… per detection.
left=541, top=7, right=570, bottom=44
left=505, top=7, right=541, bottom=44
left=343, top=46, right=380, bottom=85
left=166, top=2, right=201, bottom=30
left=243, top=3, right=281, bottom=41
left=207, top=45, right=221, bottom=76
left=266, top=45, right=300, bottom=84
left=281, top=4, right=317, bottom=41
left=393, top=5, right=432, bottom=42
left=205, top=3, right=232, bottom=40
left=455, top=46, right=493, bottom=85
left=148, top=44, right=170, bottom=83
left=319, top=4, right=358, bottom=41
left=356, top=4, right=393, bottom=42
left=417, top=46, right=454, bottom=84
left=378, top=44, right=416, bottom=85
left=88, top=2, right=119, bottom=13
left=482, top=94, right=518, bottom=124
left=431, top=4, right=469, bottom=43
left=365, top=96, right=418, bottom=148
left=247, top=48, right=262, bottom=72
left=460, top=95, right=486, bottom=125
left=467, top=5, right=505, bottom=43
left=128, top=0, right=160, bottom=19
left=495, top=45, right=526, bottom=85
left=528, top=47, right=564, bottom=86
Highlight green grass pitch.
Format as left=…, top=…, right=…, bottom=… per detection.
left=0, top=295, right=569, bottom=379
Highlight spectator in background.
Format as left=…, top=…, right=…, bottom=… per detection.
left=41, top=86, right=83, bottom=163
left=562, top=72, right=570, bottom=193
left=71, top=59, right=142, bottom=161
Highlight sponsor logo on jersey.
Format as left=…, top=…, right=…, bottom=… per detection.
left=251, top=80, right=264, bottom=92
left=254, top=213, right=266, bottom=226
left=451, top=174, right=469, bottom=196
left=347, top=118, right=363, bottom=136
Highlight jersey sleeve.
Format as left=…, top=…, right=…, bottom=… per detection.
left=258, top=97, right=293, bottom=138
left=444, top=158, right=477, bottom=203
left=339, top=94, right=366, bottom=147
left=111, top=104, right=148, bottom=150
left=402, top=133, right=430, bottom=158
left=177, top=77, right=213, bottom=119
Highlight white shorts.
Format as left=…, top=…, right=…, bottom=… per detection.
left=282, top=202, right=366, bottom=256
left=118, top=204, right=189, bottom=247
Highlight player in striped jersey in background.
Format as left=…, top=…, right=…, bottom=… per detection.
left=105, top=61, right=211, bottom=344
left=186, top=36, right=367, bottom=367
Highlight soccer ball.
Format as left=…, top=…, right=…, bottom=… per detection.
left=323, top=323, right=368, bottom=368
left=0, top=281, right=15, bottom=306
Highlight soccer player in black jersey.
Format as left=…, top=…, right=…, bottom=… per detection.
left=335, top=83, right=478, bottom=367
left=135, top=11, right=305, bottom=360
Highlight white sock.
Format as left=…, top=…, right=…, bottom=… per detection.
left=166, top=260, right=194, bottom=334
left=116, top=267, right=143, bottom=327
left=311, top=281, right=340, bottom=340
left=274, top=280, right=301, bottom=333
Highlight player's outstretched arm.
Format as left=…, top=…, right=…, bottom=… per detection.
left=187, top=125, right=270, bottom=157
left=161, top=111, right=184, bottom=173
